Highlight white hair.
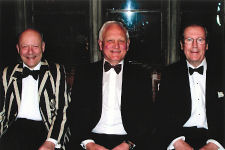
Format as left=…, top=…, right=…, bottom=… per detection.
left=98, top=21, right=129, bottom=41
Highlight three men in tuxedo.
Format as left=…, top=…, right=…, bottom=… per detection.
left=0, top=28, right=70, bottom=150
left=155, top=23, right=224, bottom=150
left=70, top=21, right=153, bottom=150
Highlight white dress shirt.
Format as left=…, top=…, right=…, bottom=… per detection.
left=168, top=58, right=224, bottom=150
left=17, top=63, right=42, bottom=120
left=17, top=62, right=60, bottom=148
left=184, top=58, right=208, bottom=128
left=81, top=59, right=127, bottom=149
left=92, top=59, right=127, bottom=135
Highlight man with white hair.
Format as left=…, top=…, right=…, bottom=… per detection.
left=69, top=21, right=153, bottom=150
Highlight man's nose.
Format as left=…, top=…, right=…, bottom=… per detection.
left=28, top=46, right=33, bottom=53
left=114, top=41, right=119, bottom=49
left=192, top=39, right=198, bottom=47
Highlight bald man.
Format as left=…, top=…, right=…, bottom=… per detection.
left=0, top=28, right=70, bottom=150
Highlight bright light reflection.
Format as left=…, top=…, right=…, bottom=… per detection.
left=121, top=0, right=140, bottom=28
left=125, top=2, right=133, bottom=20
left=127, top=10, right=132, bottom=17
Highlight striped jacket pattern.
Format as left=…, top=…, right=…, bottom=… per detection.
left=0, top=59, right=70, bottom=149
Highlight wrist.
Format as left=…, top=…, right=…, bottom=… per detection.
left=80, top=139, right=95, bottom=149
left=86, top=142, right=95, bottom=149
left=173, top=139, right=185, bottom=148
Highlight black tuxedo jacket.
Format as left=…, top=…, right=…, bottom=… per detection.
left=70, top=60, right=153, bottom=149
left=0, top=59, right=70, bottom=149
left=154, top=58, right=224, bottom=149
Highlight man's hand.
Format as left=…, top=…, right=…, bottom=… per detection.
left=86, top=142, right=109, bottom=150
left=173, top=139, right=194, bottom=150
left=112, top=142, right=129, bottom=150
left=38, top=141, right=55, bottom=150
left=200, top=142, right=219, bottom=150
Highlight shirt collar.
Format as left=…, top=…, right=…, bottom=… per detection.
left=23, top=62, right=41, bottom=71
left=186, top=58, right=207, bottom=75
left=186, top=58, right=207, bottom=69
left=103, top=59, right=124, bottom=66
left=103, top=59, right=124, bottom=75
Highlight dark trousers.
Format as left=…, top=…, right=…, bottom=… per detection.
left=0, top=118, right=47, bottom=150
left=181, top=127, right=208, bottom=150
left=91, top=133, right=127, bottom=149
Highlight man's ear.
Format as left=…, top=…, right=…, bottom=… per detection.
left=16, top=44, right=20, bottom=53
left=98, top=40, right=103, bottom=51
left=180, top=41, right=184, bottom=50
left=42, top=41, right=45, bottom=53
left=206, top=43, right=208, bottom=51
left=126, top=40, right=130, bottom=51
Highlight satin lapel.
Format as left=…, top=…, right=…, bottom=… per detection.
left=89, top=61, right=104, bottom=124
left=180, top=61, right=192, bottom=117
left=205, top=65, right=212, bottom=112
left=121, top=61, right=129, bottom=111
left=38, top=60, right=50, bottom=103
left=95, top=61, right=103, bottom=115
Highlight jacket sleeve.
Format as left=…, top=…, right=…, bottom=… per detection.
left=0, top=67, right=8, bottom=137
left=0, top=70, right=5, bottom=136
left=153, top=67, right=181, bottom=149
left=47, top=64, right=70, bottom=147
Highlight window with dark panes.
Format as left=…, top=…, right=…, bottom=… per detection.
left=102, top=0, right=165, bottom=66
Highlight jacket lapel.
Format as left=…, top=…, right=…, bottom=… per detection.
left=205, top=63, right=214, bottom=115
left=90, top=61, right=104, bottom=124
left=121, top=61, right=129, bottom=110
left=11, top=63, right=23, bottom=110
left=96, top=61, right=104, bottom=117
left=38, top=60, right=50, bottom=102
left=179, top=60, right=192, bottom=118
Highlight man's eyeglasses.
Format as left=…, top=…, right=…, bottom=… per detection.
left=184, top=37, right=206, bottom=45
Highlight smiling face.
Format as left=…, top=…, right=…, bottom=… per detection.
left=180, top=25, right=208, bottom=67
left=16, top=29, right=45, bottom=69
left=98, top=23, right=130, bottom=65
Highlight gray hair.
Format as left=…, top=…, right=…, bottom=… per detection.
left=98, top=21, right=129, bottom=41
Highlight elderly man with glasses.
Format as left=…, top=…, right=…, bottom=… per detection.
left=154, top=22, right=224, bottom=150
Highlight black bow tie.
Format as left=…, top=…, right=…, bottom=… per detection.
left=22, top=67, right=40, bottom=80
left=104, top=61, right=122, bottom=74
left=189, top=66, right=204, bottom=75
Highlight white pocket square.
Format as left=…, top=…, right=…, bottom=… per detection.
left=218, top=91, right=224, bottom=98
